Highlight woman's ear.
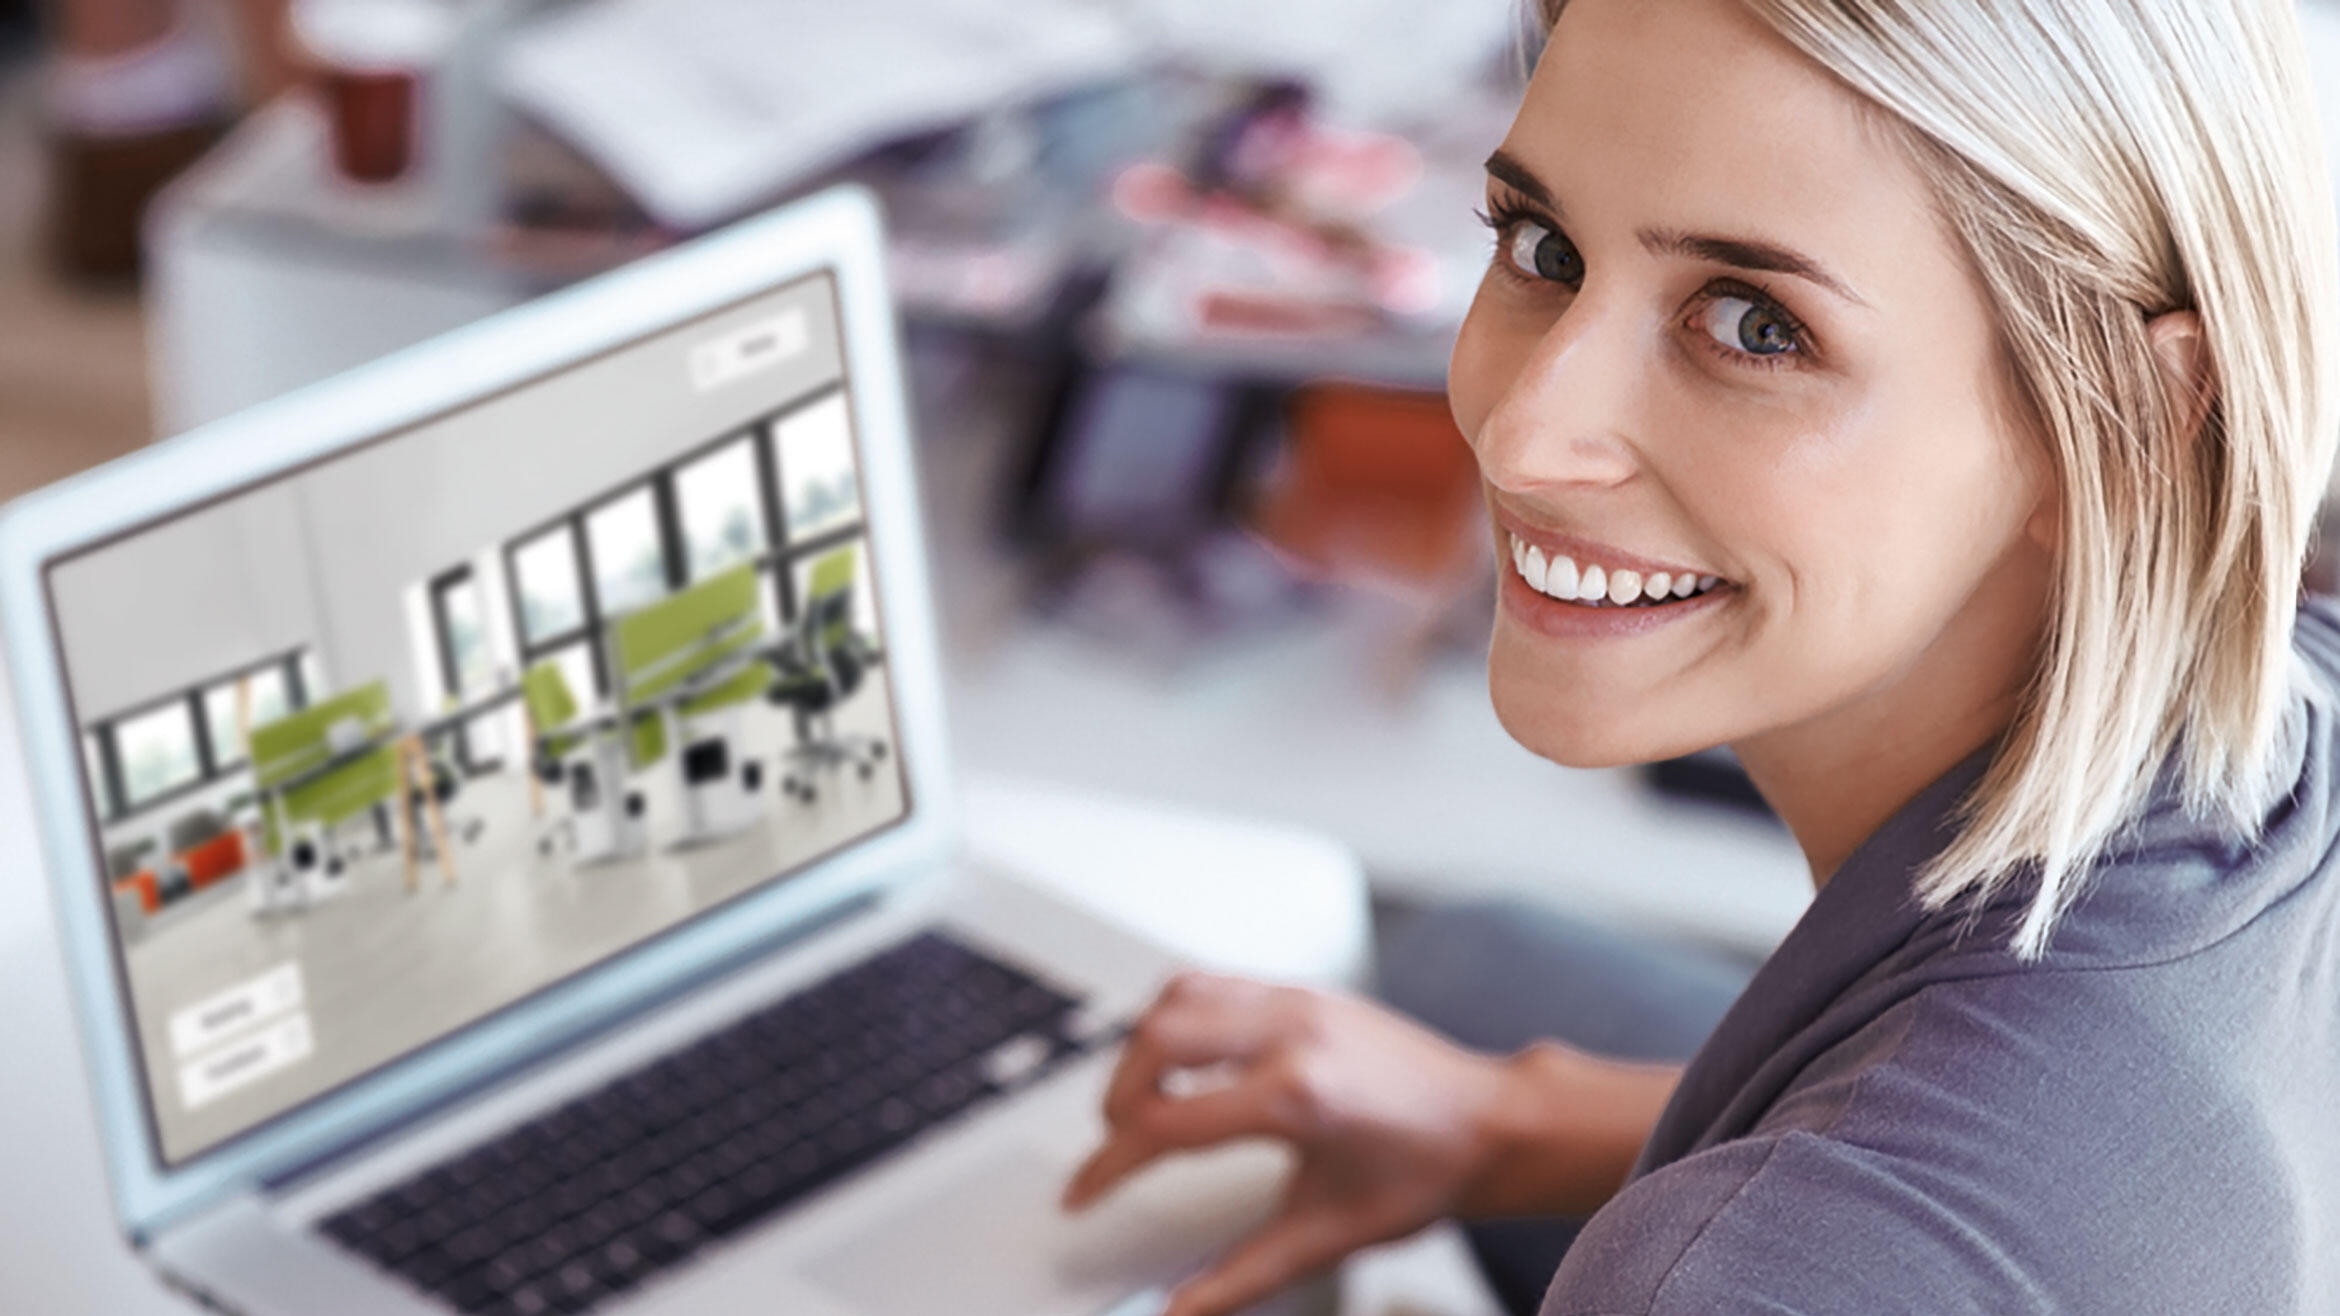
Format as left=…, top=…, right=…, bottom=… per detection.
left=2146, top=309, right=2216, bottom=451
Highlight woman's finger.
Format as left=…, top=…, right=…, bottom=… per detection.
left=1100, top=976, right=1297, bottom=1125
left=1062, top=1129, right=1174, bottom=1213
left=1158, top=1207, right=1365, bottom=1316
left=1063, top=1080, right=1299, bottom=1209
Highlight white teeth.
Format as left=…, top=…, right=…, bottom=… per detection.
left=1545, top=553, right=1578, bottom=600
left=1507, top=534, right=1725, bottom=607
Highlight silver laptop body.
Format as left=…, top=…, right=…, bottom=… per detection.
left=0, top=186, right=1287, bottom=1316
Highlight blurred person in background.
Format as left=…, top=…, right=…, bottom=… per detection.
left=40, top=0, right=293, bottom=279
left=1066, top=1, right=2340, bottom=1313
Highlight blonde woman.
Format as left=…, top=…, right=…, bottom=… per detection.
left=1063, top=0, right=2340, bottom=1312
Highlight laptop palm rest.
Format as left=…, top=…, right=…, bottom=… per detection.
left=803, top=1138, right=1287, bottom=1316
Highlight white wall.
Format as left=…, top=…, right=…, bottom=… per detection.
left=48, top=482, right=332, bottom=722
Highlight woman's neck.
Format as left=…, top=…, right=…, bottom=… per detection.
left=1733, top=685, right=2016, bottom=887
left=1732, top=570, right=2046, bottom=888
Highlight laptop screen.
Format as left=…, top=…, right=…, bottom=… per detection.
left=41, top=270, right=911, bottom=1166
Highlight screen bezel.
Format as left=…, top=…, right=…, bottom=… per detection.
left=0, top=186, right=958, bottom=1240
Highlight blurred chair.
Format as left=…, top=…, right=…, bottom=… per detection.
left=1248, top=382, right=1483, bottom=586
left=1245, top=382, right=1490, bottom=692
left=767, top=545, right=890, bottom=801
left=522, top=659, right=586, bottom=856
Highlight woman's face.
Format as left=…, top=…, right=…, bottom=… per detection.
left=1451, top=0, right=2055, bottom=770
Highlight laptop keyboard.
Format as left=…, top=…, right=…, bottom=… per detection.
left=319, top=932, right=1093, bottom=1315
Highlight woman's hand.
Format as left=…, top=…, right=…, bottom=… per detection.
left=1061, top=971, right=1682, bottom=1316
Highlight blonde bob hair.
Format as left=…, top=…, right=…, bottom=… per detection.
left=1533, top=0, right=2340, bottom=957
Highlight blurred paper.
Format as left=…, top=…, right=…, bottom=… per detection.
left=1119, top=0, right=1521, bottom=127
left=497, top=0, right=1139, bottom=228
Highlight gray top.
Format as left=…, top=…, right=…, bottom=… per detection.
left=1541, top=597, right=2340, bottom=1315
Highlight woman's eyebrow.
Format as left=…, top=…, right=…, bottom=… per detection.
left=1484, top=148, right=1870, bottom=309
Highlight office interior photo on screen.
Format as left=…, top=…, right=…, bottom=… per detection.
left=43, top=271, right=909, bottom=1165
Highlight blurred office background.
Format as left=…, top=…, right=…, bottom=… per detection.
left=0, top=0, right=1820, bottom=956
left=5, top=3, right=2340, bottom=1308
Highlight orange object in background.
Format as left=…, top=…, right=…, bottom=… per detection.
left=112, top=830, right=248, bottom=917
left=293, top=0, right=453, bottom=185
left=321, top=66, right=418, bottom=181
left=116, top=869, right=160, bottom=915
left=181, top=829, right=246, bottom=889
left=1247, top=383, right=1486, bottom=589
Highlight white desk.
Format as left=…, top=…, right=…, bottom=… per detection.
left=0, top=653, right=1371, bottom=1314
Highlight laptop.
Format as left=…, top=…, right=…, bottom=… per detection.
left=0, top=185, right=1290, bottom=1316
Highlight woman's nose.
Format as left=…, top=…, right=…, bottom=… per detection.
left=1469, top=304, right=1644, bottom=495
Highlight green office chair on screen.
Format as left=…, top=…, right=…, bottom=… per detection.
left=522, top=658, right=661, bottom=862
left=766, top=545, right=889, bottom=801
left=523, top=660, right=589, bottom=857
left=611, top=563, right=777, bottom=842
left=248, top=680, right=403, bottom=909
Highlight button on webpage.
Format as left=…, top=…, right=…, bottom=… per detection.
left=168, top=962, right=305, bottom=1059
left=179, top=1013, right=315, bottom=1110
left=688, top=310, right=807, bottom=393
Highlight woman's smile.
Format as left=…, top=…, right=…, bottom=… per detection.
left=1501, top=530, right=1727, bottom=608
left=1495, top=520, right=1738, bottom=639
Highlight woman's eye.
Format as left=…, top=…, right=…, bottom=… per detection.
left=1503, top=220, right=1583, bottom=285
left=1696, top=295, right=1800, bottom=359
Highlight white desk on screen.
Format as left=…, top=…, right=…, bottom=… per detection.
left=0, top=654, right=1371, bottom=1315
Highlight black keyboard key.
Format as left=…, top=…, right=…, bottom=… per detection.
left=594, top=1236, right=650, bottom=1287
left=501, top=1159, right=557, bottom=1200
left=521, top=1232, right=571, bottom=1277
left=369, top=1216, right=431, bottom=1265
left=573, top=1202, right=630, bottom=1247
left=444, top=1224, right=503, bottom=1268
left=484, top=1246, right=540, bottom=1290
left=403, top=1246, right=461, bottom=1290
left=911, top=1068, right=984, bottom=1119
left=683, top=1182, right=743, bottom=1234
left=639, top=1210, right=704, bottom=1263
left=441, top=1270, right=502, bottom=1313
left=550, top=1257, right=604, bottom=1304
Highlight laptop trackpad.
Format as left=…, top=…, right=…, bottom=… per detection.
left=803, top=1140, right=1286, bottom=1316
